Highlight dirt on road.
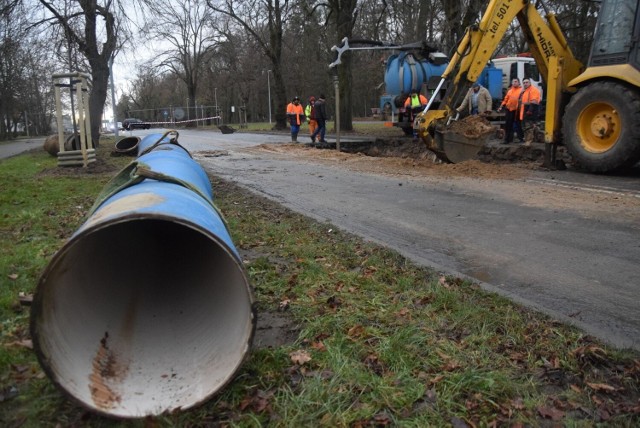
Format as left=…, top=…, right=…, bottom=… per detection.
left=235, top=143, right=640, bottom=225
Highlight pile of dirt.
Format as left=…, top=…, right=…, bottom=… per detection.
left=445, top=115, right=496, bottom=139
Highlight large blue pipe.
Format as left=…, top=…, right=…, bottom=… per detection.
left=30, top=132, right=255, bottom=418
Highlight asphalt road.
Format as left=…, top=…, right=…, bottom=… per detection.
left=0, top=137, right=45, bottom=158
left=5, top=129, right=640, bottom=350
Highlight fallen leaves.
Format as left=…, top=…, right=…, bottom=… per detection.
left=238, top=389, right=274, bottom=413
left=586, top=382, right=618, bottom=392
left=438, top=275, right=451, bottom=288
left=537, top=405, right=565, bottom=421
left=572, top=343, right=609, bottom=367
left=289, top=349, right=312, bottom=365
left=277, top=299, right=290, bottom=311
left=310, top=341, right=326, bottom=352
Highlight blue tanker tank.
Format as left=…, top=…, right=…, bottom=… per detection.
left=384, top=52, right=448, bottom=96
left=380, top=52, right=505, bottom=115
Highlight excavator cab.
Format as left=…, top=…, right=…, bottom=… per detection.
left=589, top=0, right=639, bottom=69
left=561, top=0, right=640, bottom=172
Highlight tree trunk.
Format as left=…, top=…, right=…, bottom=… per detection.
left=331, top=0, right=358, bottom=132
left=273, top=69, right=288, bottom=129
left=89, top=61, right=110, bottom=146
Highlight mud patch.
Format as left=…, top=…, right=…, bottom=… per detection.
left=252, top=311, right=299, bottom=350
left=199, top=150, right=230, bottom=158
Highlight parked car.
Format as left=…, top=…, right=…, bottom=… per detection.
left=122, top=118, right=150, bottom=130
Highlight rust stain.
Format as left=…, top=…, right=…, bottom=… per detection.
left=84, top=193, right=165, bottom=227
left=89, top=331, right=129, bottom=410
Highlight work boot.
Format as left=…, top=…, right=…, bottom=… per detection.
left=292, top=134, right=297, bottom=142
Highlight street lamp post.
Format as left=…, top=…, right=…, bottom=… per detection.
left=266, top=70, right=272, bottom=124
left=109, top=56, right=119, bottom=137
left=214, top=88, right=218, bottom=125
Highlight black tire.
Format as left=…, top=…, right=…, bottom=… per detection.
left=562, top=81, right=640, bottom=173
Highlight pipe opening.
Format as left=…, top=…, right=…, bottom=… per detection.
left=114, top=137, right=140, bottom=155
left=32, top=219, right=253, bottom=418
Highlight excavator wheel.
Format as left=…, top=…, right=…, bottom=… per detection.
left=562, top=81, right=640, bottom=173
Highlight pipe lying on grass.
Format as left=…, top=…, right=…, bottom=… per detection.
left=30, top=131, right=255, bottom=418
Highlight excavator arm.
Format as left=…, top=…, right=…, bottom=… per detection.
left=417, top=0, right=583, bottom=163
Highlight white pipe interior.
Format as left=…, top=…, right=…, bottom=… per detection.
left=34, top=219, right=254, bottom=418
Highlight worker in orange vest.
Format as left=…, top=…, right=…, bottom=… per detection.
left=403, top=90, right=428, bottom=138
left=519, top=78, right=542, bottom=140
left=498, top=78, right=523, bottom=144
left=403, top=90, right=428, bottom=118
left=286, top=96, right=306, bottom=142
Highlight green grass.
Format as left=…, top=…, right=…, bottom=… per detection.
left=0, top=140, right=639, bottom=426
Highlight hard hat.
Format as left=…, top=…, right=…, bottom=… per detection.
left=309, top=96, right=316, bottom=101
left=293, top=96, right=300, bottom=101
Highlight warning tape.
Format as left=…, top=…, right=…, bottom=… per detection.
left=132, top=116, right=223, bottom=126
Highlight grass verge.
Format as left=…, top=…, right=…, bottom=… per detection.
left=0, top=140, right=638, bottom=426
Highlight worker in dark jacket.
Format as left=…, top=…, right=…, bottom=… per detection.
left=305, top=96, right=318, bottom=142
left=310, top=94, right=327, bottom=146
left=498, top=78, right=523, bottom=143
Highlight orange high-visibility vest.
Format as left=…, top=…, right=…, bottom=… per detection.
left=287, top=103, right=304, bottom=125
left=519, top=85, right=541, bottom=120
left=500, top=86, right=522, bottom=111
left=404, top=94, right=428, bottom=108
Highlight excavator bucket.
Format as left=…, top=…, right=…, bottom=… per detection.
left=430, top=129, right=489, bottom=163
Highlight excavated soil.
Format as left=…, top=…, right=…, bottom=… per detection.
left=445, top=115, right=496, bottom=138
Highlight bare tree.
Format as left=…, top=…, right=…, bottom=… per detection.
left=439, top=0, right=485, bottom=53
left=207, top=0, right=292, bottom=130
left=124, top=67, right=182, bottom=122
left=377, top=0, right=442, bottom=44
left=548, top=0, right=599, bottom=63
left=0, top=4, right=26, bottom=139
left=326, top=0, right=358, bottom=131
left=37, top=0, right=125, bottom=146
left=0, top=0, right=56, bottom=139
left=142, top=0, right=217, bottom=127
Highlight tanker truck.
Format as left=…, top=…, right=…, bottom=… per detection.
left=380, top=51, right=542, bottom=135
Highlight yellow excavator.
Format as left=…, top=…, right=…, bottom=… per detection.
left=416, top=0, right=640, bottom=172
